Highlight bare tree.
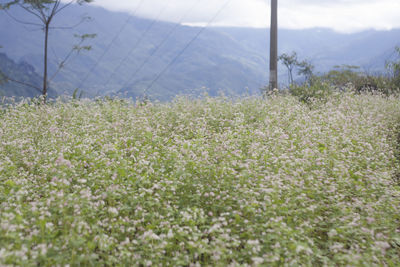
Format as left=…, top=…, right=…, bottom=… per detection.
left=0, top=0, right=93, bottom=101
left=269, top=0, right=278, bottom=90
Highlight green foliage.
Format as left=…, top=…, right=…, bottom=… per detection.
left=289, top=77, right=333, bottom=104
left=323, top=64, right=361, bottom=87
left=279, top=51, right=315, bottom=86
left=72, top=33, right=96, bottom=53
left=1, top=95, right=400, bottom=265
left=297, top=59, right=315, bottom=84
left=386, top=46, right=400, bottom=88
left=72, top=88, right=83, bottom=100
left=288, top=61, right=400, bottom=105
left=320, top=64, right=399, bottom=95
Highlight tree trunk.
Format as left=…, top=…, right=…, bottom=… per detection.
left=269, top=0, right=278, bottom=90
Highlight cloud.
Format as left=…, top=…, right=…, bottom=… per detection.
left=91, top=0, right=400, bottom=33
left=280, top=0, right=400, bottom=33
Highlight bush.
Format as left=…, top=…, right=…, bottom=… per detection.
left=386, top=46, right=400, bottom=89
left=307, top=64, right=400, bottom=97
left=289, top=77, right=333, bottom=104
left=320, top=65, right=386, bottom=93
left=354, top=75, right=400, bottom=96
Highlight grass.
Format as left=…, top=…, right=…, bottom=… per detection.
left=0, top=93, right=400, bottom=266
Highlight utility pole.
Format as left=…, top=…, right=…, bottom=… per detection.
left=269, top=0, right=278, bottom=90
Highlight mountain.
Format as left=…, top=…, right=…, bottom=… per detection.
left=0, top=53, right=57, bottom=98
left=0, top=4, right=399, bottom=100
left=0, top=5, right=268, bottom=100
left=215, top=27, right=400, bottom=74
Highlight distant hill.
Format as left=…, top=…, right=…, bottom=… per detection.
left=215, top=27, right=400, bottom=74
left=0, top=52, right=57, bottom=98
left=0, top=5, right=268, bottom=100
left=0, top=4, right=399, bottom=100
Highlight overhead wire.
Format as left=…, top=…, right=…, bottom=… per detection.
left=103, top=2, right=171, bottom=89
left=119, top=0, right=202, bottom=92
left=76, top=0, right=145, bottom=89
left=140, top=0, right=234, bottom=97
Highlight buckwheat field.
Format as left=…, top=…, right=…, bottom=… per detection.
left=1, top=93, right=400, bottom=266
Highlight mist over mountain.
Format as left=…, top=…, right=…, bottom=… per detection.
left=0, top=4, right=399, bottom=99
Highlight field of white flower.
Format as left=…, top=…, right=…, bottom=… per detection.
left=1, top=93, right=400, bottom=266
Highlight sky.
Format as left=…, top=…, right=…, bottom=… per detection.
left=90, top=0, right=400, bottom=33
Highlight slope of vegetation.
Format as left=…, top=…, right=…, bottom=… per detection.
left=0, top=94, right=400, bottom=266
left=0, top=53, right=57, bottom=98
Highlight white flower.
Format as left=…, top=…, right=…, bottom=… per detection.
left=328, top=229, right=338, bottom=238
left=167, top=229, right=174, bottom=239
left=252, top=257, right=264, bottom=265
left=108, top=207, right=118, bottom=216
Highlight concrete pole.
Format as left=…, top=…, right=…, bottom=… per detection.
left=269, top=0, right=278, bottom=90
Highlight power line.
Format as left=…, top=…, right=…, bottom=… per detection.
left=76, top=0, right=145, bottom=89
left=103, top=3, right=171, bottom=88
left=119, top=0, right=202, bottom=92
left=140, top=0, right=234, bottom=97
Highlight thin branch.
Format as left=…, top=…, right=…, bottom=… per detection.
left=49, top=0, right=59, bottom=19
left=1, top=76, right=42, bottom=93
left=32, top=0, right=48, bottom=23
left=54, top=0, right=74, bottom=15
left=49, top=16, right=89, bottom=30
left=51, top=46, right=60, bottom=62
left=4, top=9, right=42, bottom=26
left=48, top=39, right=84, bottom=82
left=17, top=2, right=45, bottom=24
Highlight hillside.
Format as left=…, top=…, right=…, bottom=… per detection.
left=215, top=27, right=400, bottom=73
left=0, top=4, right=399, bottom=99
left=0, top=5, right=268, bottom=100
left=0, top=53, right=57, bottom=98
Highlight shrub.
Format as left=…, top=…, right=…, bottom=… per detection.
left=386, top=46, right=400, bottom=89
left=289, top=77, right=333, bottom=104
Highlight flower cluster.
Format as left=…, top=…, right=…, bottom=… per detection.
left=0, top=94, right=399, bottom=266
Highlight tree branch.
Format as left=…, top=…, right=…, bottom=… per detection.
left=48, top=39, right=84, bottom=82
left=5, top=8, right=42, bottom=26
left=49, top=16, right=90, bottom=29
left=17, top=2, right=46, bottom=24
left=54, top=0, right=74, bottom=15
left=49, top=0, right=59, bottom=20
left=1, top=75, right=42, bottom=93
left=32, top=0, right=48, bottom=23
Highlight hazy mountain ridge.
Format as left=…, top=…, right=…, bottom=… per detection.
left=0, top=53, right=58, bottom=98
left=0, top=4, right=399, bottom=99
left=215, top=27, right=400, bottom=72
